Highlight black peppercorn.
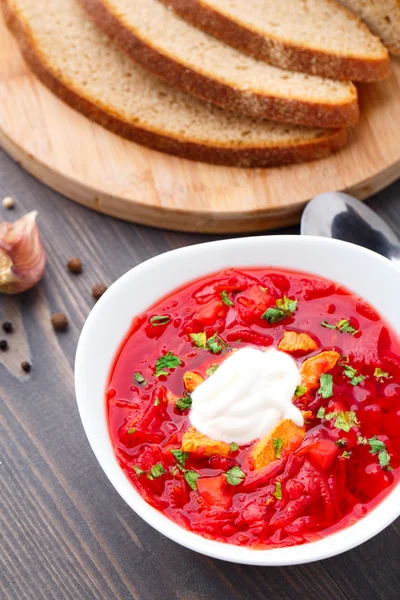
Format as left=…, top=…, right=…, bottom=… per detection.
left=0, top=339, right=8, bottom=351
left=21, top=361, right=31, bottom=373
left=2, top=321, right=13, bottom=334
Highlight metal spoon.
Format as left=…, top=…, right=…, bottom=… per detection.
left=301, top=191, right=400, bottom=266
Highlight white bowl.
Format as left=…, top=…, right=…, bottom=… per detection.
left=75, top=236, right=400, bottom=566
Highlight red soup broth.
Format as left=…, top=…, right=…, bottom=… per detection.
left=107, top=268, right=400, bottom=549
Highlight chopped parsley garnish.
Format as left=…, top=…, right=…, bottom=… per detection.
left=342, top=451, right=352, bottom=459
left=133, top=465, right=144, bottom=477
left=230, top=442, right=239, bottom=453
left=272, top=481, right=283, bottom=500
left=170, top=449, right=189, bottom=467
left=273, top=438, right=284, bottom=459
left=207, top=333, right=223, bottom=354
left=150, top=315, right=170, bottom=326
left=335, top=438, right=348, bottom=447
left=225, top=466, right=246, bottom=486
left=184, top=470, right=200, bottom=491
left=154, top=398, right=160, bottom=406
left=342, top=363, right=365, bottom=386
left=316, top=406, right=326, bottom=419
left=368, top=436, right=392, bottom=470
left=368, top=436, right=386, bottom=454
left=295, top=385, right=307, bottom=397
left=175, top=394, right=192, bottom=411
left=155, top=352, right=182, bottom=377
left=206, top=364, right=219, bottom=376
left=374, top=368, right=392, bottom=382
left=357, top=436, right=367, bottom=445
left=127, top=427, right=136, bottom=435
left=221, top=290, right=234, bottom=307
left=378, top=450, right=392, bottom=470
left=318, top=373, right=333, bottom=399
left=133, top=372, right=146, bottom=386
left=190, top=332, right=207, bottom=349
left=262, top=297, right=298, bottom=324
left=326, top=410, right=359, bottom=432
left=147, top=463, right=166, bottom=480
left=321, top=319, right=358, bottom=335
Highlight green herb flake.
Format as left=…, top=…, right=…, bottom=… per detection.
left=230, top=442, right=239, bottom=453
left=221, top=290, right=234, bottom=307
left=147, top=463, right=166, bottom=480
left=206, top=364, right=219, bottom=376
left=333, top=411, right=359, bottom=432
left=321, top=319, right=358, bottom=335
left=337, top=319, right=358, bottom=335
left=127, top=427, right=136, bottom=435
left=190, top=332, right=207, bottom=349
left=321, top=321, right=337, bottom=330
left=316, top=407, right=326, bottom=419
left=273, top=438, right=284, bottom=459
left=176, top=394, right=192, bottom=411
left=262, top=296, right=297, bottom=325
left=342, top=451, right=352, bottom=459
left=343, top=363, right=365, bottom=386
left=170, top=449, right=189, bottom=467
left=184, top=470, right=200, bottom=491
left=357, top=436, right=367, bottom=445
left=133, top=372, right=146, bottom=386
left=318, top=373, right=333, bottom=399
left=368, top=436, right=387, bottom=455
left=378, top=449, right=392, bottom=471
left=150, top=315, right=171, bottom=327
left=335, top=438, right=348, bottom=448
left=225, top=466, right=246, bottom=486
left=207, top=333, right=224, bottom=355
left=272, top=481, right=283, bottom=500
left=133, top=465, right=144, bottom=477
left=374, top=368, right=392, bottom=382
left=295, top=385, right=307, bottom=397
left=155, top=352, right=182, bottom=377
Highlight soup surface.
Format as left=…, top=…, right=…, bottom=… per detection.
left=107, top=268, right=400, bottom=548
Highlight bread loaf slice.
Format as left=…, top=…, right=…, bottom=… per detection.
left=339, top=0, right=400, bottom=55
left=80, top=0, right=359, bottom=129
left=1, top=0, right=348, bottom=168
left=160, top=0, right=389, bottom=82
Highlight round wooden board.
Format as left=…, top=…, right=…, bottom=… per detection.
left=1, top=12, right=400, bottom=233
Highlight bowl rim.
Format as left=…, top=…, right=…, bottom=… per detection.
left=75, top=235, right=400, bottom=566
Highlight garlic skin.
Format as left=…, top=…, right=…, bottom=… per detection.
left=0, top=211, right=46, bottom=294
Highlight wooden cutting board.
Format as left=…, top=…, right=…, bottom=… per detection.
left=1, top=11, right=400, bottom=233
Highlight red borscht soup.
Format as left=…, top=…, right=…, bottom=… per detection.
left=107, top=268, right=400, bottom=548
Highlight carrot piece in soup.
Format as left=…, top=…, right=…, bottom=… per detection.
left=183, top=371, right=204, bottom=393
left=300, top=351, right=340, bottom=391
left=278, top=331, right=318, bottom=355
left=251, top=418, right=306, bottom=470
left=181, top=427, right=231, bottom=457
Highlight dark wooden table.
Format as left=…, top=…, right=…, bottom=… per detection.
left=1, top=146, right=399, bottom=600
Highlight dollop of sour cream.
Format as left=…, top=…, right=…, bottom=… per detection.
left=189, top=347, right=304, bottom=445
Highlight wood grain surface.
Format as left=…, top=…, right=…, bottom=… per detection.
left=1, top=9, right=400, bottom=234
left=0, top=146, right=399, bottom=600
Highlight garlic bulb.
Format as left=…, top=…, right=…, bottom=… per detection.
left=0, top=211, right=46, bottom=294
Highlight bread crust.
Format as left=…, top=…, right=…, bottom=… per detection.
left=1, top=0, right=348, bottom=168
left=80, top=0, right=359, bottom=129
left=160, top=0, right=389, bottom=82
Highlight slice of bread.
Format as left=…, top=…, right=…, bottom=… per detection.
left=1, top=0, right=348, bottom=168
left=160, top=0, right=389, bottom=81
left=80, top=0, right=359, bottom=129
left=339, top=0, right=400, bottom=55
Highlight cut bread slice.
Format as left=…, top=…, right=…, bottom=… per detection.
left=160, top=0, right=389, bottom=81
left=1, top=0, right=348, bottom=168
left=80, top=0, right=359, bottom=128
left=339, top=0, right=400, bottom=55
